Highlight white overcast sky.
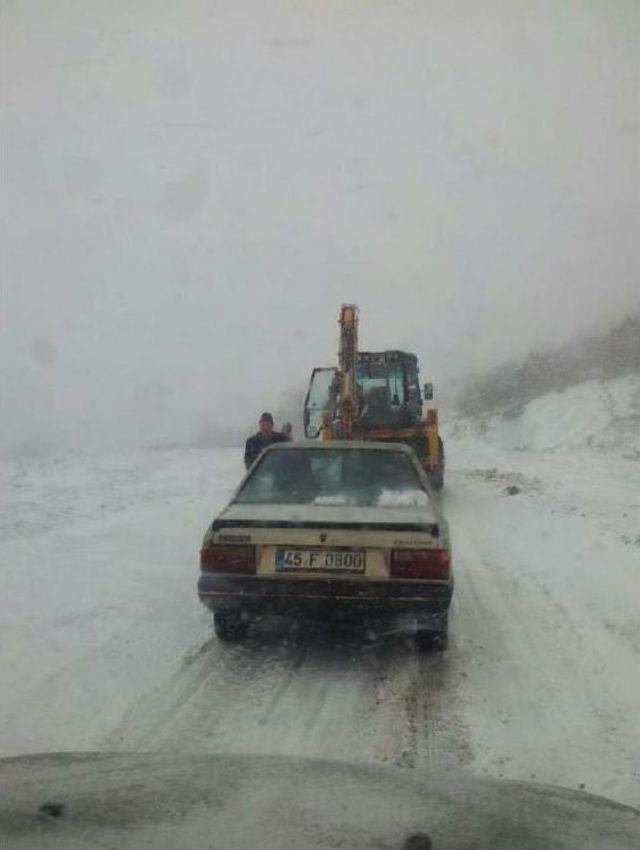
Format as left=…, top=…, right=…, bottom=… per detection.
left=1, top=0, right=638, bottom=453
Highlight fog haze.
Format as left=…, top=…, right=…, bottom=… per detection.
left=2, top=0, right=638, bottom=454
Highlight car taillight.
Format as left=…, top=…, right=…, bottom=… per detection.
left=390, top=548, right=450, bottom=580
left=200, top=545, right=256, bottom=574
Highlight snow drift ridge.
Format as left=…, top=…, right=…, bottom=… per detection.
left=446, top=375, right=640, bottom=455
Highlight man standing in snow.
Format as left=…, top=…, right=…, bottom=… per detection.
left=244, top=412, right=290, bottom=470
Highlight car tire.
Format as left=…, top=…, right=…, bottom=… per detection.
left=213, top=612, right=249, bottom=642
left=415, top=629, right=448, bottom=652
left=415, top=610, right=448, bottom=652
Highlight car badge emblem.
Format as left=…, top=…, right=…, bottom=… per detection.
left=320, top=533, right=327, bottom=542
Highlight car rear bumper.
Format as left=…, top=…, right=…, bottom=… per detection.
left=198, top=573, right=453, bottom=620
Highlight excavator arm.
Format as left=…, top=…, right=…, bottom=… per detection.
left=336, top=304, right=359, bottom=439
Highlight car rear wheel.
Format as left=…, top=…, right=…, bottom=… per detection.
left=415, top=630, right=448, bottom=652
left=213, top=612, right=249, bottom=642
left=415, top=611, right=448, bottom=652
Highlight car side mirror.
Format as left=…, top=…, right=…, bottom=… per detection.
left=423, top=382, right=434, bottom=401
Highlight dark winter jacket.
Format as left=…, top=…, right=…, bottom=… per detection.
left=244, top=431, right=289, bottom=469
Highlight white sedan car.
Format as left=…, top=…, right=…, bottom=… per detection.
left=198, top=441, right=453, bottom=649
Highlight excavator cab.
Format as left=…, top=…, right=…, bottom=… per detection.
left=303, top=352, right=426, bottom=437
left=357, top=351, right=423, bottom=431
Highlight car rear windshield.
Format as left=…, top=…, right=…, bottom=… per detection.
left=235, top=448, right=429, bottom=507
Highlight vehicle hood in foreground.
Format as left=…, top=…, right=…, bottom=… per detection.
left=1, top=752, right=637, bottom=850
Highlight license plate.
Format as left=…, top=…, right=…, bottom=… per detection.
left=276, top=549, right=366, bottom=573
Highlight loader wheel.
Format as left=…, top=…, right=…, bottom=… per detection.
left=428, top=438, right=445, bottom=490
left=214, top=612, right=249, bottom=642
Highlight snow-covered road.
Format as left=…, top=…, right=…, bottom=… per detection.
left=1, top=439, right=639, bottom=808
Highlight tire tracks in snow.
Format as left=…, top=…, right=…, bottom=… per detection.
left=104, top=632, right=286, bottom=752
left=105, top=620, right=474, bottom=777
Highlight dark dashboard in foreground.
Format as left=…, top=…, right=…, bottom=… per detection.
left=1, top=752, right=638, bottom=849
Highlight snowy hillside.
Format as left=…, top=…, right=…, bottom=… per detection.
left=446, top=374, right=640, bottom=456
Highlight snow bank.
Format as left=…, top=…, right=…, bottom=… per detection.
left=447, top=375, right=640, bottom=455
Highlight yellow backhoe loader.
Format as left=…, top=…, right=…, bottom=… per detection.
left=303, top=305, right=445, bottom=489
